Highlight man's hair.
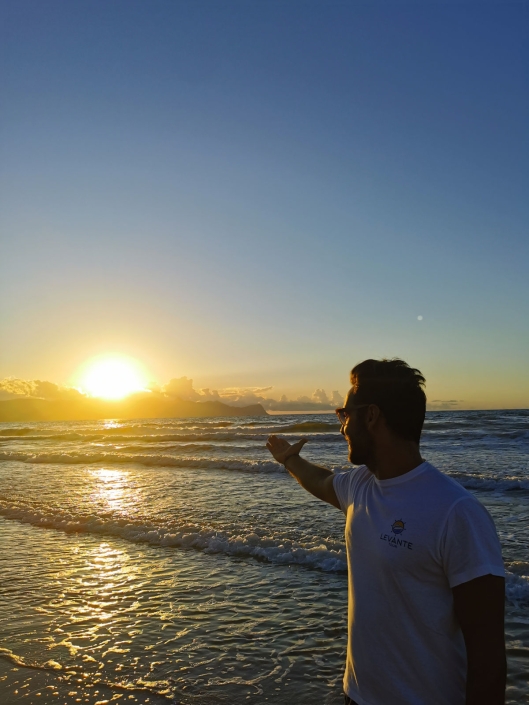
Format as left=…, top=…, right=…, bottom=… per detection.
left=350, top=359, right=426, bottom=444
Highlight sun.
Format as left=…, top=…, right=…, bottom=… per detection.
left=78, top=356, right=148, bottom=400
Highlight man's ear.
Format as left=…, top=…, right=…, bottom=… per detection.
left=365, top=404, right=381, bottom=431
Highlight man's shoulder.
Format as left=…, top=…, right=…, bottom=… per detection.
left=332, top=464, right=371, bottom=511
left=420, top=461, right=480, bottom=510
left=334, top=464, right=371, bottom=484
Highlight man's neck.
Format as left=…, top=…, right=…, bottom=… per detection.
left=366, top=441, right=424, bottom=481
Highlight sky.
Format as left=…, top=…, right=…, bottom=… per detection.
left=1, top=0, right=528, bottom=410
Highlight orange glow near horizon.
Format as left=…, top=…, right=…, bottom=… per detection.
left=77, top=356, right=148, bottom=400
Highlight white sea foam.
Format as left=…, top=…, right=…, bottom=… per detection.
left=0, top=450, right=285, bottom=473
left=0, top=431, right=344, bottom=444
left=1, top=410, right=528, bottom=704
left=0, top=500, right=347, bottom=573
left=1, top=499, right=527, bottom=603
left=447, top=473, right=529, bottom=492
left=505, top=563, right=529, bottom=605
left=0, top=432, right=271, bottom=443
left=2, top=448, right=527, bottom=495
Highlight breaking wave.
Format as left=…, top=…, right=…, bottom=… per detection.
left=505, top=562, right=529, bottom=605
left=447, top=472, right=529, bottom=492
left=0, top=498, right=527, bottom=602
left=0, top=499, right=347, bottom=573
left=0, top=450, right=284, bottom=473
left=279, top=421, right=340, bottom=433
left=2, top=448, right=527, bottom=494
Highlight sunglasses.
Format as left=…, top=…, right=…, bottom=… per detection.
left=335, top=404, right=370, bottom=425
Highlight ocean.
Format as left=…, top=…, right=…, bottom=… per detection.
left=0, top=410, right=528, bottom=704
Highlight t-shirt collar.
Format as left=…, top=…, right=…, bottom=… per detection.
left=373, top=460, right=431, bottom=487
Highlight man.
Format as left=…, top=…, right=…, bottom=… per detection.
left=266, top=359, right=506, bottom=705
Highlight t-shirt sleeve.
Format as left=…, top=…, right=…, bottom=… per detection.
left=441, top=496, right=505, bottom=588
left=333, top=467, right=363, bottom=514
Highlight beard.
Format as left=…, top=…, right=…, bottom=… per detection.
left=347, top=415, right=375, bottom=466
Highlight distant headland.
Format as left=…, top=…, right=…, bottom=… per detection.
left=0, top=374, right=343, bottom=420
left=0, top=395, right=267, bottom=422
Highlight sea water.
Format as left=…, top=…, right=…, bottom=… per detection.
left=0, top=410, right=528, bottom=704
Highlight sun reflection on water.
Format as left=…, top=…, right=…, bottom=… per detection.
left=84, top=542, right=128, bottom=623
left=39, top=540, right=145, bottom=701
left=90, top=468, right=130, bottom=512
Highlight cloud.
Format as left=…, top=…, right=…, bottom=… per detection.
left=0, top=378, right=84, bottom=401
left=260, top=389, right=345, bottom=412
left=0, top=378, right=34, bottom=400
left=312, top=388, right=329, bottom=404
left=0, top=375, right=344, bottom=412
left=160, top=378, right=344, bottom=411
left=330, top=391, right=343, bottom=406
left=213, top=387, right=269, bottom=407
left=164, top=376, right=201, bottom=401
left=428, top=399, right=463, bottom=410
left=199, top=388, right=221, bottom=401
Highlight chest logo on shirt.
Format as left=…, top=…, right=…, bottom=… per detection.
left=391, top=519, right=405, bottom=535
left=379, top=519, right=413, bottom=550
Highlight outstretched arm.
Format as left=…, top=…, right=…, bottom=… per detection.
left=266, top=435, right=340, bottom=509
left=452, top=574, right=506, bottom=705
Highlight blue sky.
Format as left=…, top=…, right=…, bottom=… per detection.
left=1, top=0, right=528, bottom=408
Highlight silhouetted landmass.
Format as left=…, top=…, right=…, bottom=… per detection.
left=0, top=395, right=267, bottom=422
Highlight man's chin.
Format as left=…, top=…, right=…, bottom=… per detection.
left=348, top=447, right=367, bottom=466
left=348, top=450, right=360, bottom=465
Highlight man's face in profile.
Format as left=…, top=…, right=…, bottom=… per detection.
left=342, top=390, right=374, bottom=466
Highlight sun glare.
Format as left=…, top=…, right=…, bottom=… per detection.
left=79, top=357, right=147, bottom=400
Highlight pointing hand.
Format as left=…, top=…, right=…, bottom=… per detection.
left=266, top=435, right=308, bottom=464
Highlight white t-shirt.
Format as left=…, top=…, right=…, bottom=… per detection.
left=333, top=461, right=505, bottom=705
